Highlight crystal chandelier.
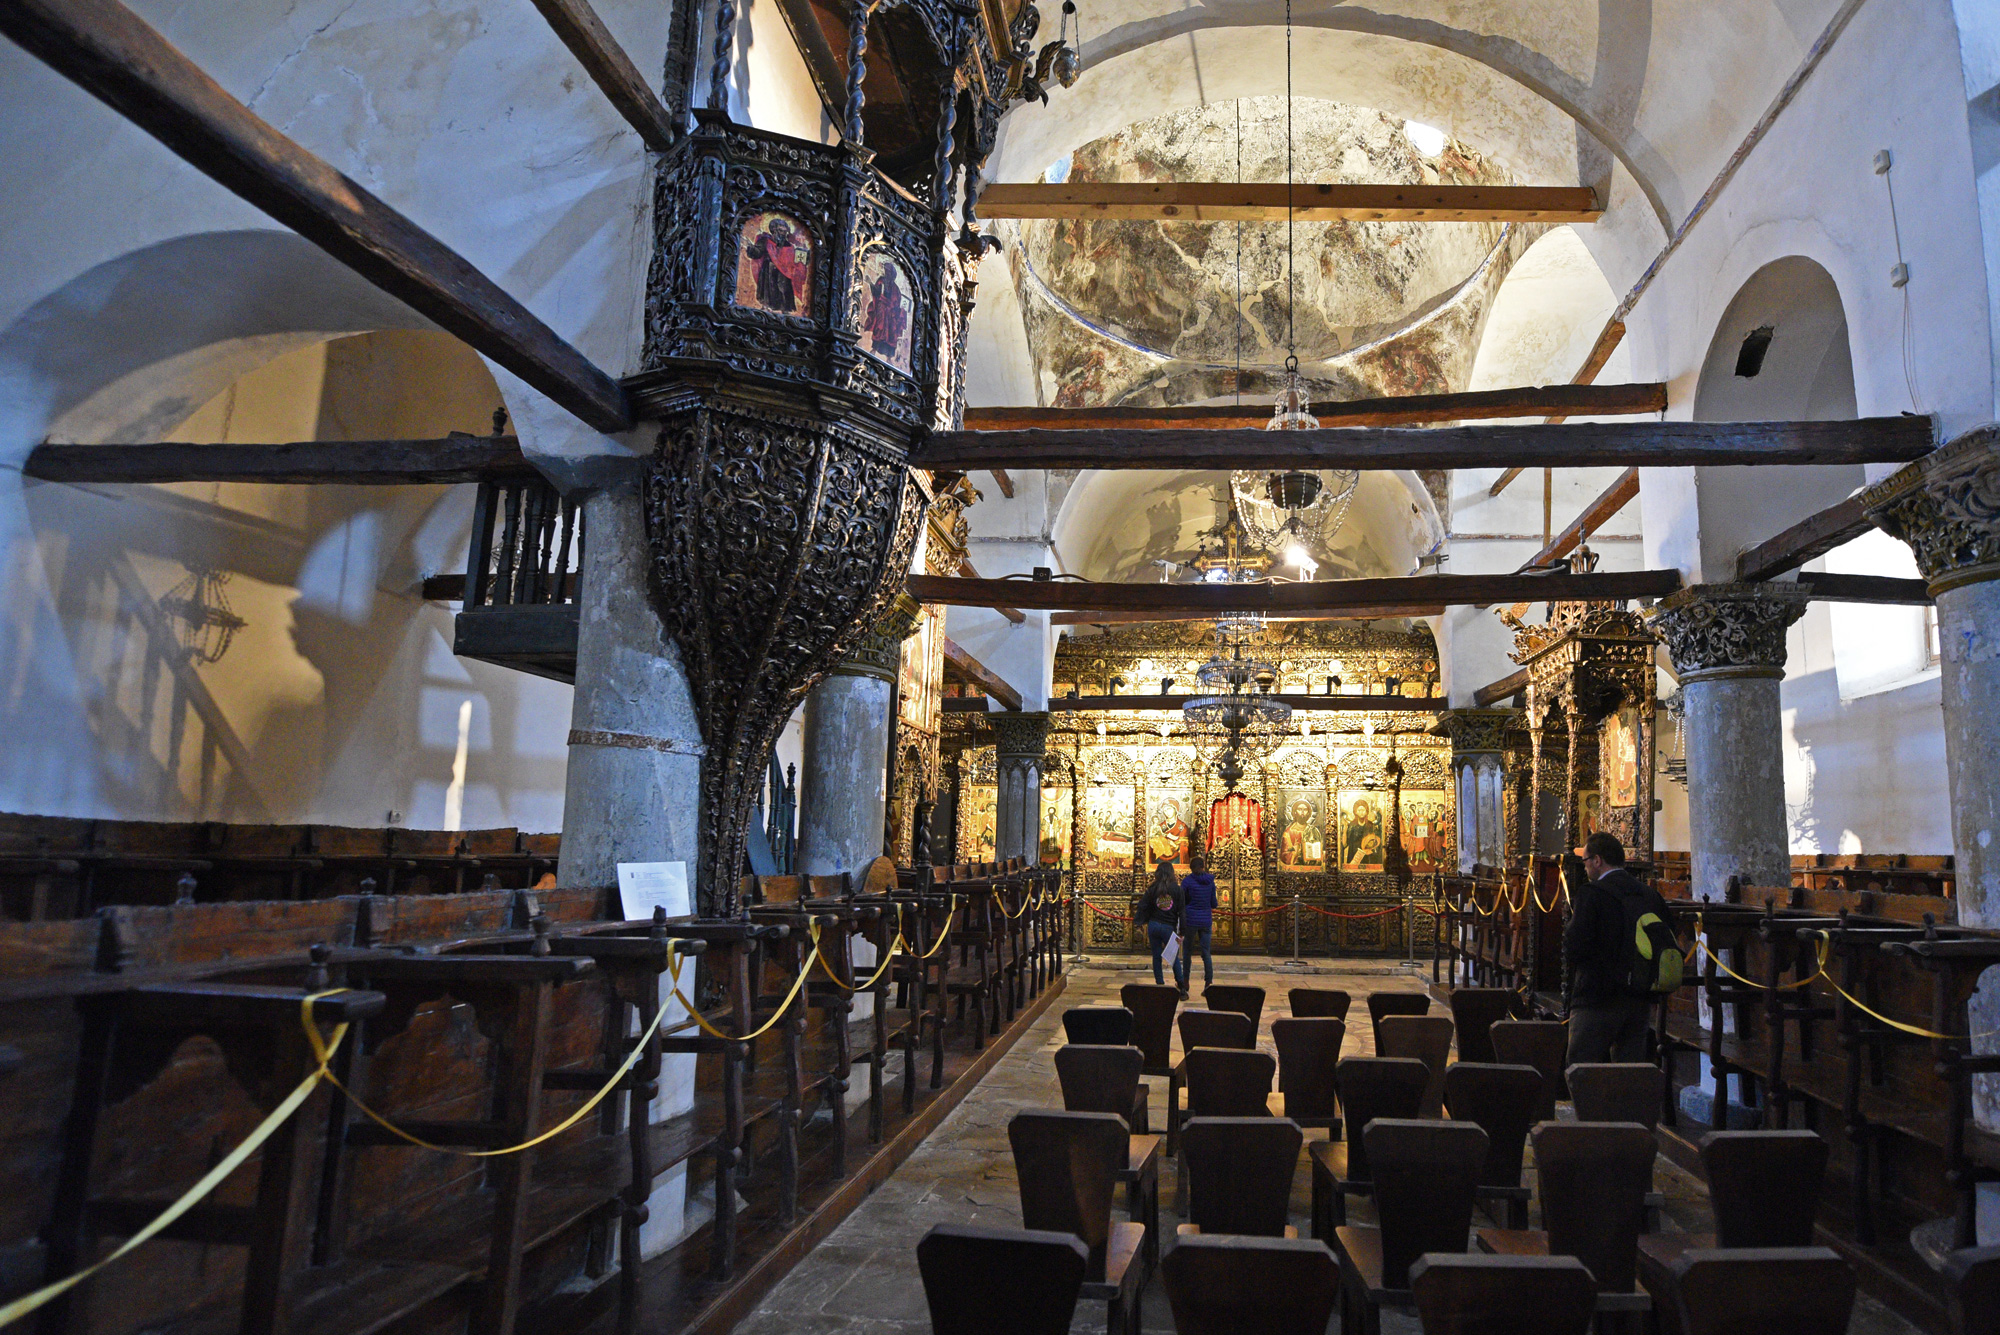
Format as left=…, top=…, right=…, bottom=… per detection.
left=158, top=567, right=247, bottom=664
left=1182, top=619, right=1291, bottom=794
left=1229, top=367, right=1360, bottom=566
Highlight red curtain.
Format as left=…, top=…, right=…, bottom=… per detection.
left=1206, top=793, right=1263, bottom=849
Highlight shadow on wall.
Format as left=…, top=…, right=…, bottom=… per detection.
left=5, top=315, right=573, bottom=827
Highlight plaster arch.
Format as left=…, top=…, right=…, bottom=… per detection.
left=989, top=18, right=1674, bottom=231
left=0, top=230, right=436, bottom=453
left=1051, top=467, right=1444, bottom=585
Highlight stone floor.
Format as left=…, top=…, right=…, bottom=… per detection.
left=736, top=957, right=1924, bottom=1334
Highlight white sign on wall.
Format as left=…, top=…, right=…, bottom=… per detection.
left=616, top=860, right=689, bottom=921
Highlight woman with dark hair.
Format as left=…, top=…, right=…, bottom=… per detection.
left=1135, top=859, right=1185, bottom=989
left=1179, top=853, right=1217, bottom=997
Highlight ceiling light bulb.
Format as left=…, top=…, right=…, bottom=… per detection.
left=1285, top=542, right=1317, bottom=576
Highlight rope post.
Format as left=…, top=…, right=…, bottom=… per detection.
left=1286, top=893, right=1305, bottom=968
left=1405, top=894, right=1415, bottom=965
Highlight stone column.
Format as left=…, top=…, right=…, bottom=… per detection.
left=797, top=596, right=922, bottom=877
left=558, top=486, right=706, bottom=889
left=1648, top=583, right=1809, bottom=898
left=554, top=485, right=706, bottom=1260
left=991, top=712, right=1051, bottom=864
left=1866, top=428, right=2000, bottom=1149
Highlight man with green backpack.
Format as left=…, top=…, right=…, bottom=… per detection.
left=1564, top=831, right=1682, bottom=1064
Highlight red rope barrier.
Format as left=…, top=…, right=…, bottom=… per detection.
left=1079, top=898, right=1133, bottom=923
left=1299, top=903, right=1406, bottom=921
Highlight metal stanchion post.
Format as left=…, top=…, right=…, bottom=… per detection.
left=1405, top=896, right=1415, bottom=965
left=1281, top=894, right=1307, bottom=970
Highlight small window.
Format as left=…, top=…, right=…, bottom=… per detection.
left=1926, top=604, right=1941, bottom=667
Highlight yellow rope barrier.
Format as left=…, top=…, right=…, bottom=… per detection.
left=0, top=992, right=352, bottom=1330
left=905, top=902, right=958, bottom=960
left=669, top=923, right=824, bottom=1044
left=992, top=890, right=1030, bottom=920
left=818, top=931, right=906, bottom=993
left=1693, top=917, right=1828, bottom=991
left=1807, top=931, right=2000, bottom=1041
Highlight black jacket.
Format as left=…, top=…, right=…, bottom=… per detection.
left=1564, top=867, right=1669, bottom=1006
left=1135, top=879, right=1185, bottom=930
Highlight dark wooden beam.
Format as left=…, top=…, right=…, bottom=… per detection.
left=1051, top=607, right=1444, bottom=625
left=988, top=468, right=1015, bottom=498
left=962, top=383, right=1667, bottom=432
left=0, top=0, right=634, bottom=434
left=1048, top=694, right=1445, bottom=713
left=1491, top=320, right=1630, bottom=495
left=913, top=417, right=1934, bottom=474
left=976, top=182, right=1603, bottom=223
left=1472, top=668, right=1530, bottom=708
left=939, top=636, right=1023, bottom=711
left=907, top=569, right=1684, bottom=614
left=24, top=433, right=535, bottom=485
left=1517, top=468, right=1639, bottom=571
left=524, top=0, right=679, bottom=153
left=1795, top=572, right=1932, bottom=604
left=1735, top=494, right=1872, bottom=581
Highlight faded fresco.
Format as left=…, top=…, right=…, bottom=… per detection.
left=734, top=213, right=812, bottom=316
left=1606, top=705, right=1640, bottom=809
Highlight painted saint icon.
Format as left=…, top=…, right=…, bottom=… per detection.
left=859, top=250, right=913, bottom=371
left=1340, top=795, right=1386, bottom=871
left=1279, top=795, right=1325, bottom=870
left=734, top=213, right=812, bottom=315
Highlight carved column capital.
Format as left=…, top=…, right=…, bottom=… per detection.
left=1862, top=424, right=2000, bottom=594
left=1433, top=708, right=1516, bottom=758
left=829, top=592, right=924, bottom=682
left=990, top=710, right=1052, bottom=764
left=1647, top=582, right=1809, bottom=682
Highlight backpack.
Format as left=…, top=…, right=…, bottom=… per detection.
left=1619, top=886, right=1684, bottom=994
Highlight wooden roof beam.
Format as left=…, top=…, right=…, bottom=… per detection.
left=963, top=382, right=1666, bottom=432
left=976, top=182, right=1603, bottom=223
left=1735, top=494, right=1872, bottom=582
left=908, top=569, right=1685, bottom=615
left=0, top=0, right=634, bottom=434
left=24, top=434, right=534, bottom=485
left=1051, top=607, right=1444, bottom=626
left=1472, top=668, right=1529, bottom=708
left=1517, top=468, right=1639, bottom=572
left=524, top=0, right=680, bottom=153
left=940, top=636, right=1023, bottom=710
left=912, top=417, right=1937, bottom=474
left=1490, top=321, right=1631, bottom=496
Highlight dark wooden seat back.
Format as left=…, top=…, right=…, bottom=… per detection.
left=1272, top=1017, right=1344, bottom=1121
left=1202, top=984, right=1266, bottom=1034
left=1944, top=1244, right=2000, bottom=1335
left=1332, top=1057, right=1430, bottom=1180
left=1179, top=1116, right=1305, bottom=1237
left=1670, top=1247, right=1855, bottom=1335
left=1287, top=987, right=1351, bottom=1020
left=1698, top=1130, right=1828, bottom=1248
left=1178, top=1007, right=1255, bottom=1051
left=1490, top=1020, right=1570, bottom=1120
left=1447, top=987, right=1515, bottom=1064
left=1365, top=990, right=1431, bottom=1048
left=1161, top=1234, right=1338, bottom=1335
left=1365, top=1117, right=1488, bottom=1287
left=1183, top=1047, right=1276, bottom=1117
left=1006, top=1110, right=1127, bottom=1276
left=1442, top=1062, right=1543, bottom=1189
left=1410, top=1254, right=1597, bottom=1335
left=1054, top=1044, right=1144, bottom=1121
left=1532, top=1121, right=1656, bottom=1292
left=1061, top=1005, right=1134, bottom=1045
left=1120, top=982, right=1179, bottom=1073
left=1566, top=1062, right=1664, bottom=1130
left=917, top=1224, right=1089, bottom=1335
left=1377, top=1013, right=1455, bottom=1118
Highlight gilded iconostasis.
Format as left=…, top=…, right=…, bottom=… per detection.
left=951, top=620, right=1451, bottom=956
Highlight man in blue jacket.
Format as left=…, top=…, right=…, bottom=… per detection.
left=1178, top=855, right=1217, bottom=999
